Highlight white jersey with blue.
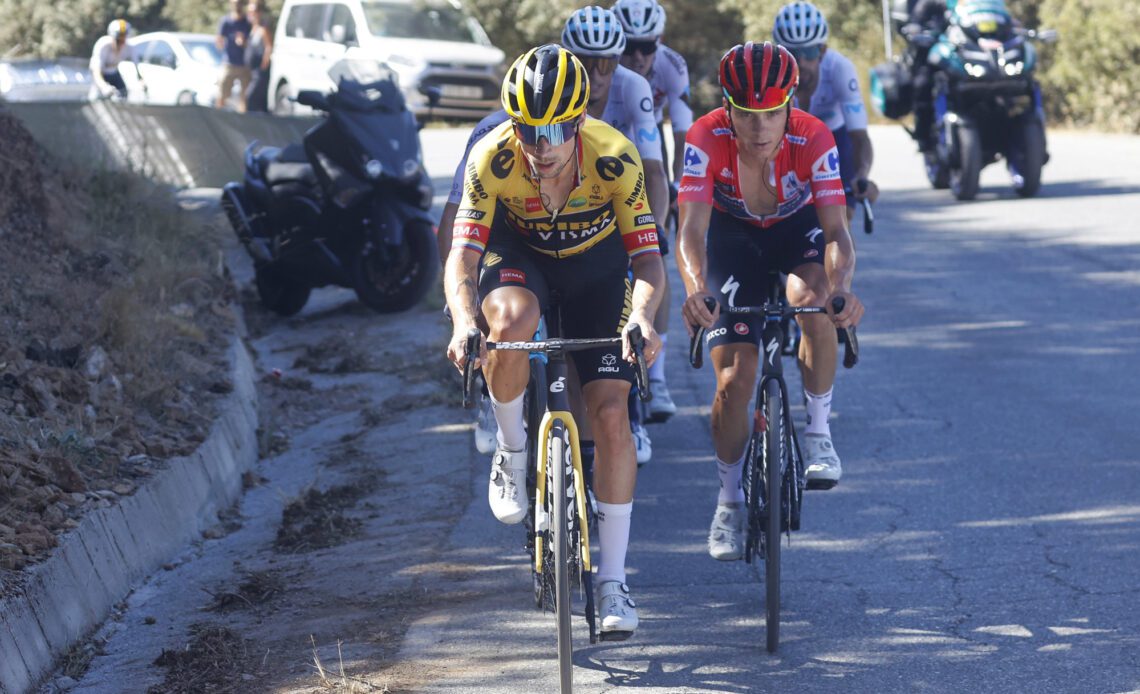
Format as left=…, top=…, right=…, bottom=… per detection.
left=447, top=109, right=509, bottom=205
left=647, top=44, right=693, bottom=131
left=600, top=65, right=662, bottom=164
left=797, top=49, right=869, bottom=132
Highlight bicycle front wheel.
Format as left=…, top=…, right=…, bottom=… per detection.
left=549, top=419, right=573, bottom=692
left=763, top=378, right=784, bottom=653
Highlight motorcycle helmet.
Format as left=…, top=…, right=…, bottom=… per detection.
left=719, top=41, right=799, bottom=111
left=772, top=2, right=829, bottom=48
left=501, top=44, right=590, bottom=126
left=562, top=6, right=626, bottom=58
left=613, top=0, right=666, bottom=41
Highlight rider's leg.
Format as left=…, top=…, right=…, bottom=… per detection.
left=706, top=343, right=756, bottom=560
left=482, top=286, right=541, bottom=449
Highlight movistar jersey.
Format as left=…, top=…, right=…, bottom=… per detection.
left=796, top=49, right=869, bottom=132
left=647, top=44, right=693, bottom=131
left=453, top=118, right=661, bottom=260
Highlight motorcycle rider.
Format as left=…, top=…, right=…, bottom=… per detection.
left=90, top=19, right=145, bottom=100
left=772, top=2, right=879, bottom=214
left=902, top=0, right=950, bottom=152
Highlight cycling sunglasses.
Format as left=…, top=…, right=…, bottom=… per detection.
left=577, top=55, right=619, bottom=76
left=514, top=120, right=579, bottom=146
left=623, top=40, right=658, bottom=57
left=787, top=45, right=822, bottom=61
left=723, top=90, right=794, bottom=113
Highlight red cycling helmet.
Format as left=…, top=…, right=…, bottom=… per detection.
left=719, top=41, right=799, bottom=111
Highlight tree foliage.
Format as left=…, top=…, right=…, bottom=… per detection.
left=3, top=0, right=1138, bottom=133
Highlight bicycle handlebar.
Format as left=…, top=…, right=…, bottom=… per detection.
left=461, top=324, right=652, bottom=407
left=688, top=297, right=859, bottom=370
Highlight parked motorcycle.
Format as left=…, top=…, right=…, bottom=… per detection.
left=222, top=58, right=439, bottom=316
left=871, top=0, right=1057, bottom=200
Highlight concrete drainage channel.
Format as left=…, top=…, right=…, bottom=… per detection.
left=0, top=338, right=259, bottom=693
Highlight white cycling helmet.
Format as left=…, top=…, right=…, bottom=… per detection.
left=772, top=2, right=830, bottom=48
left=562, top=6, right=626, bottom=58
left=613, top=0, right=666, bottom=41
left=107, top=19, right=132, bottom=39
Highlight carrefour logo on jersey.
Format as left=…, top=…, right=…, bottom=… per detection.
left=812, top=148, right=842, bottom=182
left=682, top=144, right=709, bottom=178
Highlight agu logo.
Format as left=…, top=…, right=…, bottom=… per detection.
left=599, top=352, right=621, bottom=373
left=734, top=322, right=750, bottom=336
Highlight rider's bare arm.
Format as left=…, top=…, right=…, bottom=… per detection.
left=437, top=202, right=459, bottom=270
left=628, top=253, right=666, bottom=365
left=816, top=204, right=864, bottom=327
left=849, top=129, right=878, bottom=202
left=676, top=199, right=716, bottom=332
left=644, top=158, right=669, bottom=234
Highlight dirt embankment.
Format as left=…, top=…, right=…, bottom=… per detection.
left=0, top=109, right=234, bottom=584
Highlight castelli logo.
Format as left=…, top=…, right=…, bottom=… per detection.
left=734, top=322, right=749, bottom=335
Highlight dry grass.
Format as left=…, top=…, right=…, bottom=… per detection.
left=149, top=623, right=256, bottom=694
left=310, top=636, right=389, bottom=693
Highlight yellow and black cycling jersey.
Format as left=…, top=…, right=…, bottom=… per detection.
left=451, top=118, right=661, bottom=261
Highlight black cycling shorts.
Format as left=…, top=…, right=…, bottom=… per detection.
left=704, top=205, right=825, bottom=350
left=478, top=220, right=635, bottom=386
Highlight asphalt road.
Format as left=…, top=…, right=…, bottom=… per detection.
left=400, top=124, right=1140, bottom=693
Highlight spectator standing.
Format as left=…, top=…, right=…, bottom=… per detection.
left=245, top=3, right=273, bottom=112
left=216, top=0, right=252, bottom=112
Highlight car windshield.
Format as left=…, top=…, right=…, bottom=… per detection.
left=362, top=1, right=490, bottom=45
left=182, top=39, right=223, bottom=66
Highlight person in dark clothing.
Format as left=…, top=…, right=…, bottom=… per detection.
left=903, top=0, right=948, bottom=151
left=244, top=3, right=273, bottom=112
left=216, top=0, right=252, bottom=111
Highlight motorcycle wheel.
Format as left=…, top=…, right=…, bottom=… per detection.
left=255, top=265, right=311, bottom=317
left=925, top=150, right=950, bottom=190
left=352, top=219, right=439, bottom=314
left=1012, top=117, right=1046, bottom=198
left=952, top=125, right=982, bottom=201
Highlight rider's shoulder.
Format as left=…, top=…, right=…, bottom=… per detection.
left=658, top=44, right=688, bottom=74
left=467, top=119, right=515, bottom=159
left=788, top=108, right=833, bottom=142
left=582, top=117, right=639, bottom=158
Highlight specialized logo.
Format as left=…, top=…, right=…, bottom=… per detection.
left=683, top=144, right=709, bottom=178
left=550, top=377, right=566, bottom=393
left=499, top=268, right=526, bottom=283
left=635, top=214, right=654, bottom=226
left=805, top=226, right=824, bottom=244
left=624, top=173, right=645, bottom=207
left=490, top=149, right=515, bottom=179
left=525, top=197, right=543, bottom=213
left=765, top=337, right=780, bottom=366
left=456, top=208, right=486, bottom=221
left=597, top=153, right=636, bottom=181
left=734, top=322, right=749, bottom=335
left=813, top=148, right=842, bottom=181
left=720, top=275, right=741, bottom=307
left=482, top=251, right=502, bottom=267
left=705, top=326, right=727, bottom=342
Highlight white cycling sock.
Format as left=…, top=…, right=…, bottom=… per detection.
left=490, top=391, right=526, bottom=451
left=716, top=454, right=746, bottom=504
left=648, top=333, right=668, bottom=382
left=804, top=387, right=833, bottom=437
left=596, top=501, right=632, bottom=584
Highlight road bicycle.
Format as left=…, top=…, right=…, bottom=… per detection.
left=688, top=277, right=858, bottom=653
left=463, top=310, right=649, bottom=692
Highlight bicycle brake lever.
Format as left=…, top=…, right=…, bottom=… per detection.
left=689, top=296, right=718, bottom=370
left=862, top=198, right=874, bottom=235
left=462, top=328, right=481, bottom=408
left=627, top=323, right=652, bottom=402
left=830, top=297, right=859, bottom=369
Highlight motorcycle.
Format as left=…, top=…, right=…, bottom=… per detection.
left=871, top=0, right=1057, bottom=200
left=222, top=58, right=439, bottom=316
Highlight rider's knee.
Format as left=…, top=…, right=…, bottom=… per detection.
left=483, top=295, right=539, bottom=340
left=589, top=394, right=630, bottom=441
left=714, top=363, right=756, bottom=405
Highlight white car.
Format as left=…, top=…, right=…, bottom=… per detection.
left=269, top=0, right=504, bottom=119
left=123, top=32, right=228, bottom=106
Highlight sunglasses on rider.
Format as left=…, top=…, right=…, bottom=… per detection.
left=623, top=40, right=658, bottom=57
left=723, top=90, right=794, bottom=113
left=513, top=120, right=579, bottom=146
left=786, top=45, right=822, bottom=61
left=577, top=55, right=619, bottom=76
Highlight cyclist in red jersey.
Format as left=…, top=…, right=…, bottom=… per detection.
left=676, top=42, right=864, bottom=561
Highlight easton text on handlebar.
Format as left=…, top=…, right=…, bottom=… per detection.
left=462, top=324, right=651, bottom=408
left=688, top=296, right=858, bottom=370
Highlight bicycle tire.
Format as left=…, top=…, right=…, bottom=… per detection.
left=527, top=362, right=548, bottom=610
left=550, top=419, right=574, bottom=692
left=742, top=432, right=762, bottom=564
left=763, top=378, right=784, bottom=653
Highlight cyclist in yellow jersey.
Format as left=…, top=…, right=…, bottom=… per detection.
left=444, top=44, right=665, bottom=639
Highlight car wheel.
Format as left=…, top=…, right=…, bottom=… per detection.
left=273, top=82, right=294, bottom=116
left=176, top=91, right=195, bottom=106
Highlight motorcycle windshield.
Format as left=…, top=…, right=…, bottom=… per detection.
left=327, top=58, right=406, bottom=113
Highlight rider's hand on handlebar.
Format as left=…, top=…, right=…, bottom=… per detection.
left=623, top=317, right=662, bottom=367
left=681, top=290, right=719, bottom=337
left=853, top=178, right=879, bottom=204
left=827, top=290, right=864, bottom=330
left=447, top=325, right=486, bottom=372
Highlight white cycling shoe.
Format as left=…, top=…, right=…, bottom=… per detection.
left=646, top=378, right=677, bottom=423
left=633, top=423, right=652, bottom=466
left=597, top=580, right=638, bottom=641
left=473, top=395, right=497, bottom=455
left=488, top=446, right=527, bottom=524
left=803, top=434, right=842, bottom=489
left=708, top=502, right=745, bottom=561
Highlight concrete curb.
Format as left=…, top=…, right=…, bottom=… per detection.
left=0, top=337, right=259, bottom=694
